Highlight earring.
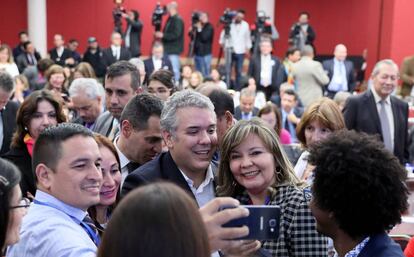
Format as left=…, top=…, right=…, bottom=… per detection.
left=24, top=126, right=28, bottom=131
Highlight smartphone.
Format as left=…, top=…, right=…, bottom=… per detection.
left=221, top=205, right=281, bottom=240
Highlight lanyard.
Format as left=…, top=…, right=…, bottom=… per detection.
left=33, top=199, right=100, bottom=246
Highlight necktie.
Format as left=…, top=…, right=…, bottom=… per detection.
left=126, top=161, right=140, bottom=173
left=80, top=214, right=100, bottom=246
left=379, top=100, right=393, bottom=151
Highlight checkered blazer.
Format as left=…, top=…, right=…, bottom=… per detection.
left=235, top=185, right=329, bottom=257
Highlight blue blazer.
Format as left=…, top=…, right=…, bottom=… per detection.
left=359, top=233, right=404, bottom=257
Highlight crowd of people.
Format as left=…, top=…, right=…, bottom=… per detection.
left=0, top=1, right=414, bottom=257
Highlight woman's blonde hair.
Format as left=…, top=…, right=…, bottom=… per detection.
left=217, top=118, right=302, bottom=197
left=296, top=97, right=345, bottom=148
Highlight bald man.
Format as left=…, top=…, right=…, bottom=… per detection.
left=322, top=44, right=355, bottom=98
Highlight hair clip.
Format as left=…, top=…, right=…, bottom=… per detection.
left=0, top=175, right=10, bottom=187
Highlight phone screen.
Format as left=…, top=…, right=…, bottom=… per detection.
left=221, top=205, right=281, bottom=240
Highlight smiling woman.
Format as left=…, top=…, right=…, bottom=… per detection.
left=2, top=90, right=66, bottom=198
left=88, top=134, right=121, bottom=233
left=217, top=118, right=329, bottom=256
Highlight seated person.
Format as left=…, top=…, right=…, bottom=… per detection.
left=234, top=88, right=259, bottom=121
left=309, top=130, right=408, bottom=257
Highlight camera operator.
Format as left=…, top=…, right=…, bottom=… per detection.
left=289, top=11, right=315, bottom=51
left=154, top=1, right=184, bottom=82
left=190, top=12, right=214, bottom=77
left=219, top=9, right=252, bottom=91
left=122, top=10, right=143, bottom=58
left=251, top=11, right=279, bottom=57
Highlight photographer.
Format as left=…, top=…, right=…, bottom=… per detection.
left=289, top=12, right=315, bottom=51
left=219, top=9, right=252, bottom=91
left=155, top=1, right=184, bottom=82
left=190, top=12, right=214, bottom=77
left=122, top=10, right=143, bottom=57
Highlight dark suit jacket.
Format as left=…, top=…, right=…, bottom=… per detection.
left=143, top=56, right=173, bottom=84
left=49, top=47, right=73, bottom=66
left=322, top=58, right=356, bottom=93
left=193, top=22, right=214, bottom=56
left=248, top=55, right=284, bottom=99
left=162, top=14, right=184, bottom=55
left=358, top=233, right=404, bottom=257
left=122, top=151, right=217, bottom=206
left=343, top=90, right=409, bottom=163
left=102, top=47, right=131, bottom=68
left=16, top=52, right=41, bottom=73
left=2, top=145, right=35, bottom=197
left=289, top=23, right=316, bottom=48
left=82, top=47, right=106, bottom=78
left=122, top=151, right=196, bottom=200
left=234, top=106, right=259, bottom=121
left=1, top=101, right=19, bottom=155
left=124, top=18, right=143, bottom=57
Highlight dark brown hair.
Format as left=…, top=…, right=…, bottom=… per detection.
left=11, top=90, right=67, bottom=148
left=97, top=182, right=210, bottom=257
left=258, top=102, right=282, bottom=136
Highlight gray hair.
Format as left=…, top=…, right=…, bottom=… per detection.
left=301, top=45, right=314, bottom=57
left=240, top=87, right=256, bottom=98
left=333, top=91, right=351, bottom=106
left=69, top=78, right=104, bottom=100
left=371, top=59, right=399, bottom=77
left=279, top=82, right=294, bottom=93
left=129, top=58, right=145, bottom=71
left=160, top=90, right=216, bottom=134
left=0, top=71, right=14, bottom=93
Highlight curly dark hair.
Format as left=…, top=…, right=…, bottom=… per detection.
left=308, top=130, right=408, bottom=239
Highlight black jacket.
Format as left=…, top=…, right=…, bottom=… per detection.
left=49, top=47, right=73, bottom=66
left=192, top=23, right=214, bottom=56
left=83, top=47, right=106, bottom=78
left=101, top=47, right=131, bottom=68
left=124, top=18, right=143, bottom=57
left=143, top=56, right=173, bottom=84
left=0, top=101, right=19, bottom=155
left=162, top=14, right=184, bottom=55
left=2, top=145, right=35, bottom=197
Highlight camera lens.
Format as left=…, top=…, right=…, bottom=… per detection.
left=269, top=219, right=277, bottom=227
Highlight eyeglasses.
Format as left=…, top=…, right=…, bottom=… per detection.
left=10, top=198, right=30, bottom=209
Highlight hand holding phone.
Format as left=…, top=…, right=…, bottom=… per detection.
left=221, top=205, right=281, bottom=240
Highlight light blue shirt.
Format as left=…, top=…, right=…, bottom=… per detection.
left=282, top=109, right=298, bottom=143
left=328, top=59, right=348, bottom=92
left=7, top=190, right=96, bottom=257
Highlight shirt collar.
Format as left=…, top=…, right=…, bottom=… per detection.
left=344, top=237, right=370, bottom=257
left=34, top=190, right=87, bottom=223
left=114, top=136, right=130, bottom=169
left=371, top=87, right=391, bottom=104
left=179, top=164, right=214, bottom=190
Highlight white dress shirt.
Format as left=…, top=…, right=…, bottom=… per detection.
left=114, top=136, right=131, bottom=187
left=152, top=56, right=162, bottom=71
left=111, top=45, right=121, bottom=60
left=219, top=20, right=252, bottom=54
left=260, top=54, right=273, bottom=87
left=179, top=165, right=215, bottom=207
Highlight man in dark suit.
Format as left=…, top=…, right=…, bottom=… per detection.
left=13, top=31, right=29, bottom=60
left=93, top=61, right=141, bottom=140
left=102, top=32, right=131, bottom=68
left=122, top=10, right=143, bottom=57
left=16, top=41, right=41, bottom=73
left=0, top=72, right=19, bottom=155
left=234, top=88, right=259, bottom=121
left=248, top=36, right=284, bottom=101
left=343, top=59, right=408, bottom=164
left=322, top=44, right=356, bottom=98
left=280, top=89, right=303, bottom=143
left=143, top=42, right=173, bottom=84
left=48, top=34, right=74, bottom=67
left=114, top=94, right=163, bottom=187
left=122, top=90, right=218, bottom=207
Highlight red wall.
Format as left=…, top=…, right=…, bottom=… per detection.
left=46, top=0, right=256, bottom=57
left=2, top=0, right=414, bottom=73
left=0, top=0, right=27, bottom=47
left=274, top=0, right=382, bottom=72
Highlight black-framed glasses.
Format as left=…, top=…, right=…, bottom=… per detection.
left=10, top=198, right=30, bottom=209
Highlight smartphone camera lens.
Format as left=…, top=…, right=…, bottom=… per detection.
left=269, top=219, right=277, bottom=227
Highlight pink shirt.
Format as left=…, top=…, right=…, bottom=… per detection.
left=280, top=128, right=292, bottom=145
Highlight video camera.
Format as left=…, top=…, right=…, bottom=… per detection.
left=191, top=12, right=201, bottom=26
left=152, top=3, right=166, bottom=32
left=112, top=4, right=126, bottom=34
left=255, top=11, right=271, bottom=34
left=219, top=9, right=237, bottom=25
